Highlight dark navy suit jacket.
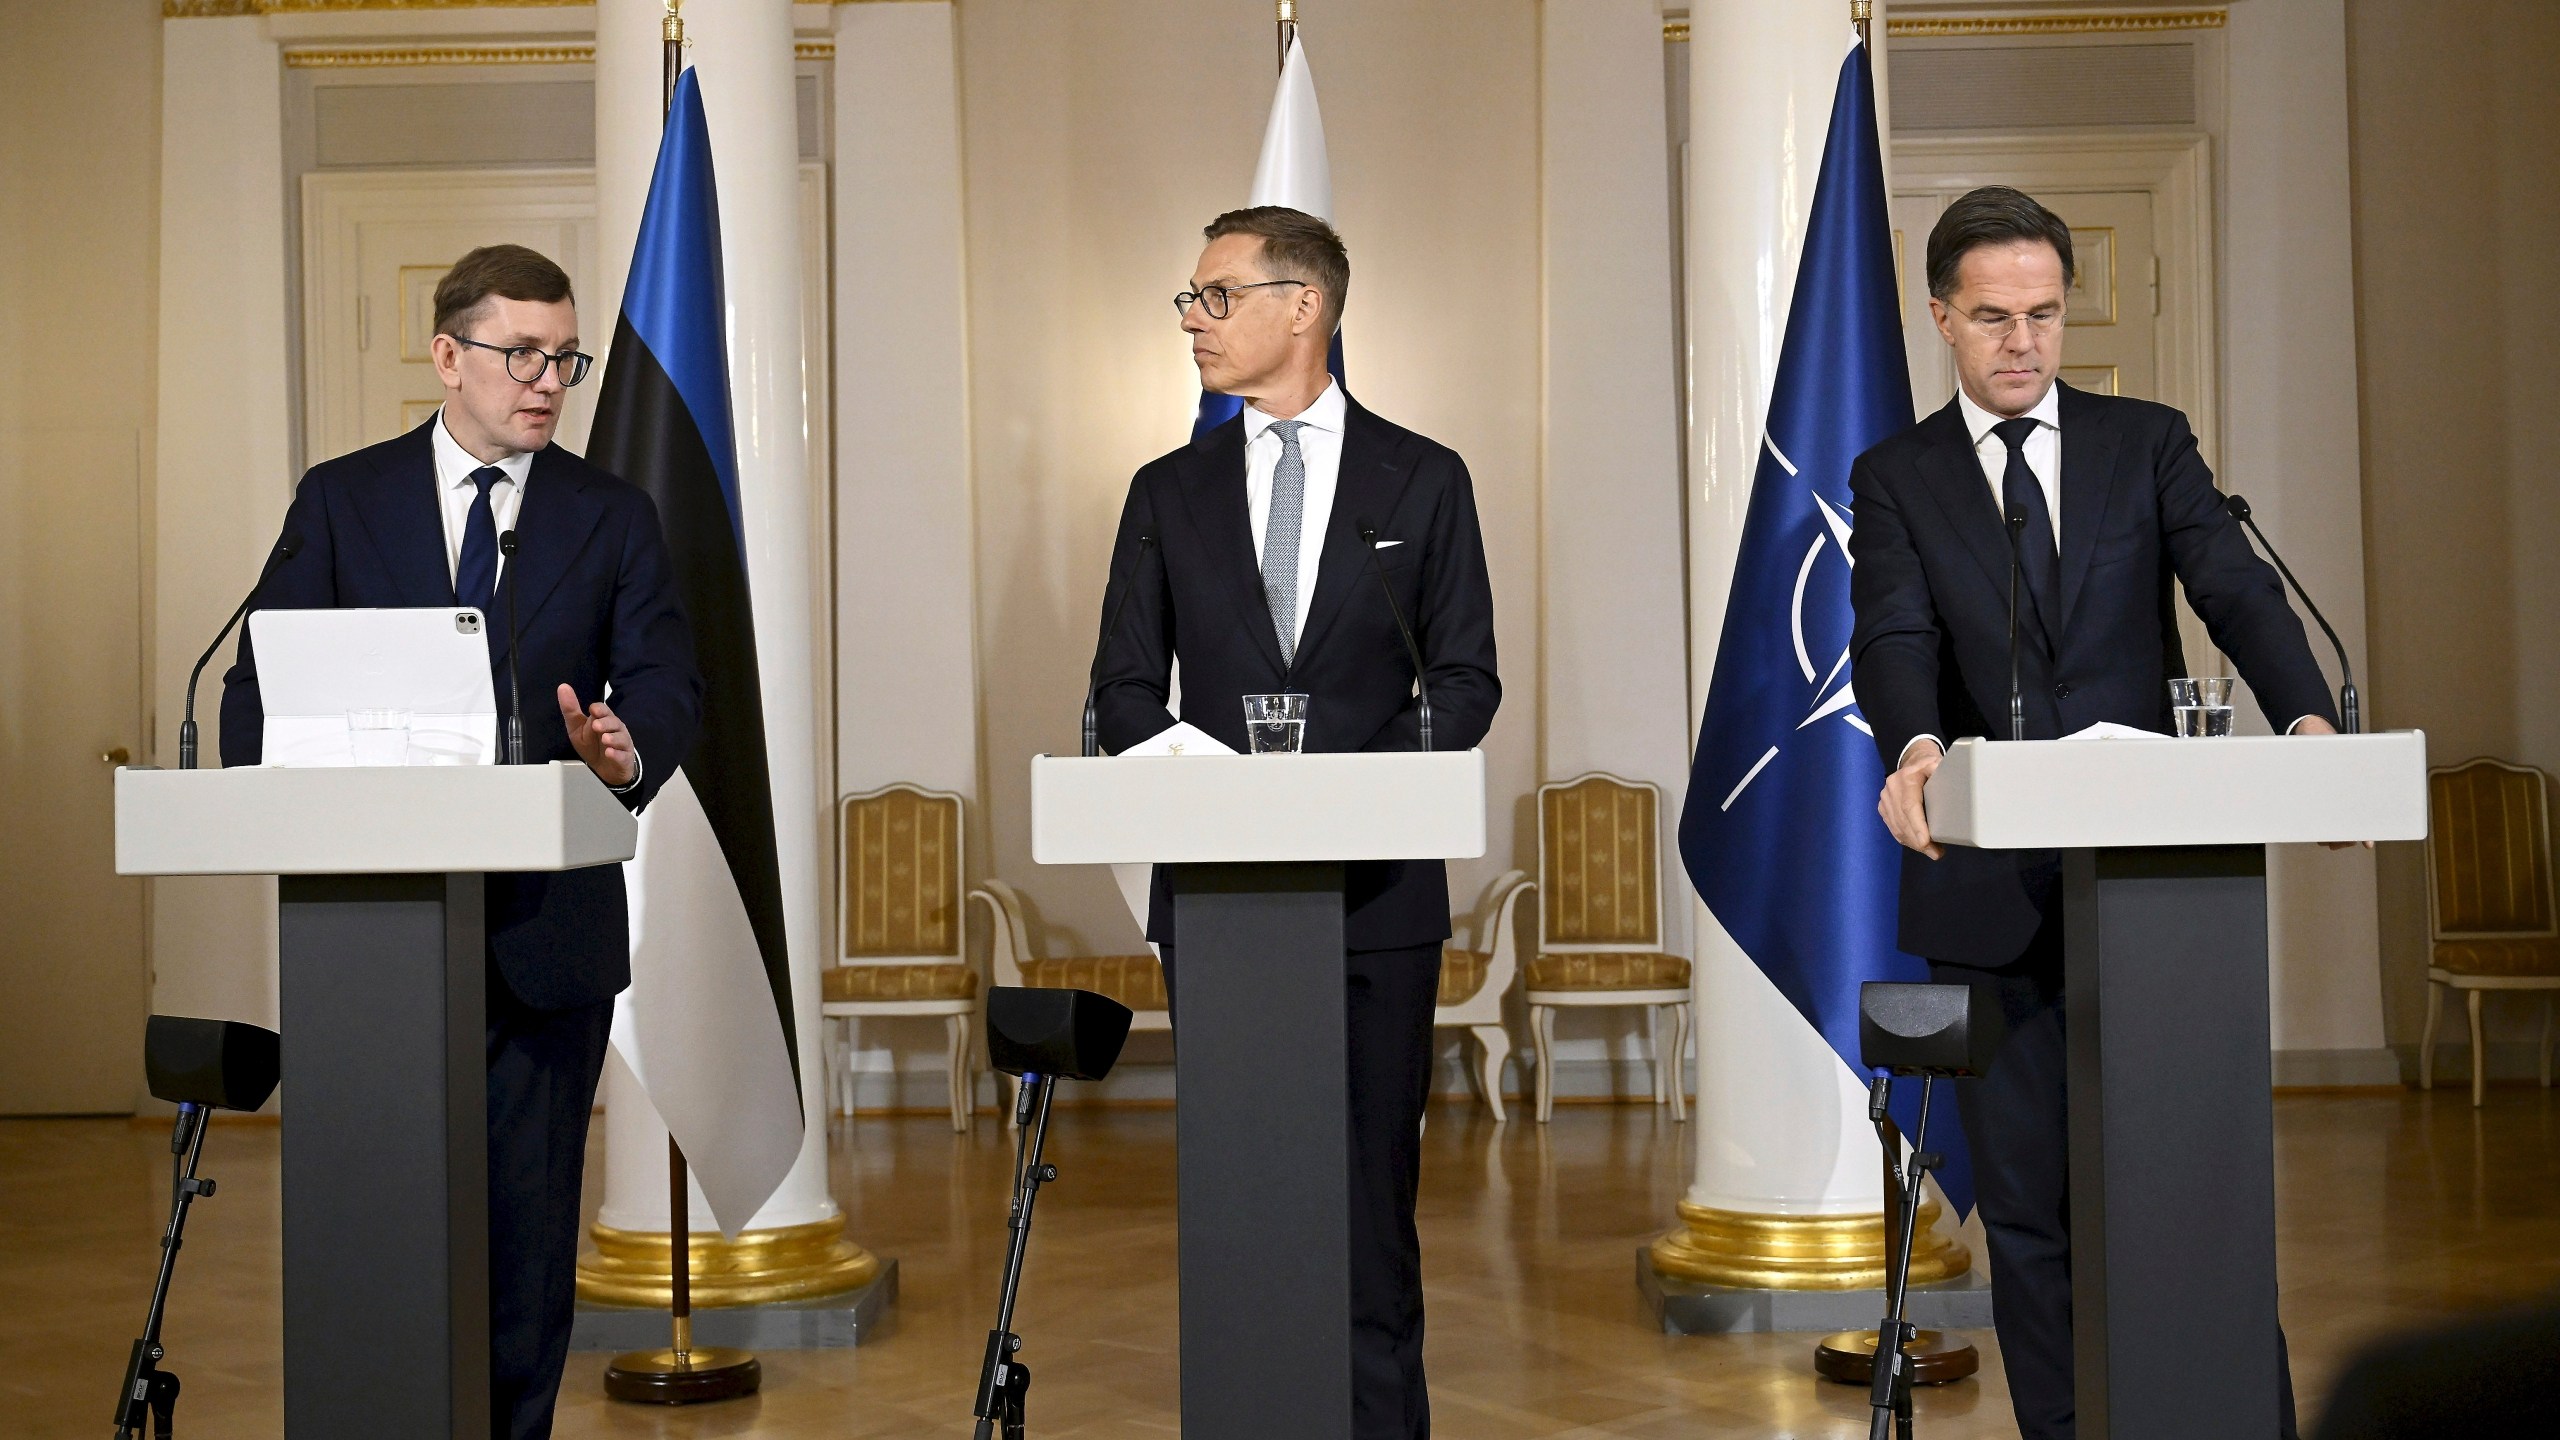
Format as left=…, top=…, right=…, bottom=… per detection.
left=1847, top=384, right=2338, bottom=968
left=1092, top=399, right=1502, bottom=951
left=221, top=420, right=702, bottom=1010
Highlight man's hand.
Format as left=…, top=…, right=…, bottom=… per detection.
left=558, top=684, right=638, bottom=789
left=2289, top=714, right=2371, bottom=847
left=1879, top=739, right=1944, bottom=860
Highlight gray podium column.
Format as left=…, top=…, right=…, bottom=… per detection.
left=277, top=873, right=490, bottom=1440
left=2064, top=845, right=2279, bottom=1440
left=1169, top=861, right=1353, bottom=1440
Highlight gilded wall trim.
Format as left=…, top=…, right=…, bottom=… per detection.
left=283, top=41, right=590, bottom=66
left=1888, top=10, right=2225, bottom=37
left=170, top=0, right=591, bottom=17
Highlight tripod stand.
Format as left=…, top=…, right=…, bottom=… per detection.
left=110, top=1103, right=218, bottom=1440
left=1866, top=1074, right=1941, bottom=1440
left=972, top=1072, right=1060, bottom=1440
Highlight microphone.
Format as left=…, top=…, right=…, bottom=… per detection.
left=2004, top=510, right=2027, bottom=743
left=179, top=530, right=303, bottom=769
left=1356, top=522, right=1433, bottom=753
left=2224, top=494, right=2360, bottom=733
left=497, top=531, right=526, bottom=765
left=1083, top=532, right=1155, bottom=758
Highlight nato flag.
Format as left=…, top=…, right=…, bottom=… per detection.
left=587, top=68, right=796, bottom=1077
left=1678, top=37, right=1971, bottom=1216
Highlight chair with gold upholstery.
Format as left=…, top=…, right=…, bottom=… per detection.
left=1433, top=869, right=1532, bottom=1122
left=1525, top=773, right=1691, bottom=1123
left=822, top=784, right=986, bottom=1131
left=980, top=877, right=1169, bottom=1118
left=2422, top=758, right=2560, bottom=1106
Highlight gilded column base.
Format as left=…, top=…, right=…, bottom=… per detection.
left=1648, top=1199, right=1970, bottom=1291
left=575, top=1219, right=881, bottom=1308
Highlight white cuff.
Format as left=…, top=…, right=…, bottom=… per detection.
left=610, top=749, right=645, bottom=794
left=1898, top=734, right=1945, bottom=767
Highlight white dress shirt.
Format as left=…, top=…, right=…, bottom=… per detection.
left=1957, top=381, right=2062, bottom=553
left=429, top=406, right=533, bottom=591
left=1243, top=378, right=1346, bottom=651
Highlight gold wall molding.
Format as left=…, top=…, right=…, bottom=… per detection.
left=1888, top=10, right=2225, bottom=37
left=284, top=41, right=591, bottom=66
left=797, top=40, right=834, bottom=60
left=1650, top=1199, right=1971, bottom=1291
left=1664, top=20, right=1688, bottom=43
left=577, top=1218, right=882, bottom=1308
left=170, top=0, right=591, bottom=17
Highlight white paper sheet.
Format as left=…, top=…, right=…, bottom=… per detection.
left=1107, top=721, right=1238, bottom=937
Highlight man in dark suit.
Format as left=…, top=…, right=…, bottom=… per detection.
left=221, top=245, right=701, bottom=1440
left=1847, top=187, right=2340, bottom=1440
left=1090, top=206, right=1500, bottom=1439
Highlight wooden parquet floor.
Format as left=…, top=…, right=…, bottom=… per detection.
left=5, top=1090, right=2556, bottom=1438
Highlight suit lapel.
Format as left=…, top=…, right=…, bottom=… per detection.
left=2053, top=382, right=2119, bottom=636
left=1908, top=399, right=2045, bottom=636
left=344, top=422, right=456, bottom=607
left=1292, top=401, right=1414, bottom=667
left=496, top=447, right=607, bottom=665
left=1170, top=418, right=1289, bottom=674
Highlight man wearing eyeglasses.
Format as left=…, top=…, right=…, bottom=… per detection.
left=221, top=243, right=700, bottom=1440
left=1847, top=187, right=2337, bottom=1440
left=1090, top=206, right=1500, bottom=1439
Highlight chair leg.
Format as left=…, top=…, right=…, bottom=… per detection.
left=945, top=1014, right=971, bottom=1133
left=1473, top=1024, right=1512, bottom=1125
left=2421, top=982, right=2443, bottom=1091
left=1668, top=1002, right=1691, bottom=1124
left=2468, top=988, right=2487, bottom=1108
left=823, top=1016, right=844, bottom=1118
left=1533, top=1005, right=1558, bottom=1124
left=1646, top=1006, right=1666, bottom=1104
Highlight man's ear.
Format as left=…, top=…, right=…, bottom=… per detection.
left=1926, top=297, right=1957, bottom=349
left=429, top=334, right=465, bottom=390
left=1291, top=286, right=1324, bottom=337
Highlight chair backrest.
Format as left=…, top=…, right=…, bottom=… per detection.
left=840, top=784, right=967, bottom=962
left=2426, top=759, right=2557, bottom=942
left=1537, top=773, right=1663, bottom=951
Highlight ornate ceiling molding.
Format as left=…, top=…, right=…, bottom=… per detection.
left=1663, top=11, right=2227, bottom=43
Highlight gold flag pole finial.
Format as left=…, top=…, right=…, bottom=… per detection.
left=1277, top=0, right=1297, bottom=74
left=662, top=0, right=685, bottom=119
left=1851, top=0, right=1873, bottom=45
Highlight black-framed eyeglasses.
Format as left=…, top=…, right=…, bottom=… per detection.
left=1174, top=278, right=1307, bottom=320
left=451, top=336, right=594, bottom=387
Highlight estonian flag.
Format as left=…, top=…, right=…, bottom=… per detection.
left=1677, top=35, right=1973, bottom=1217
left=1192, top=31, right=1345, bottom=442
left=586, top=68, right=803, bottom=1236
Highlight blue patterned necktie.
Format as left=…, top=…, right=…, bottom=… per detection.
left=1261, top=420, right=1308, bottom=666
left=454, top=465, right=504, bottom=612
left=1993, top=417, right=2058, bottom=626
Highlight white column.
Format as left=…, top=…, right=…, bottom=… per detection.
left=592, top=0, right=836, bottom=1237
left=1680, top=0, right=1882, bottom=1223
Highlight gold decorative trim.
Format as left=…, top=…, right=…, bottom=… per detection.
left=1887, top=10, right=2225, bottom=37
left=797, top=40, right=834, bottom=60
left=1664, top=20, right=1688, bottom=42
left=576, top=1218, right=882, bottom=1308
left=1649, top=1199, right=1971, bottom=1291
left=283, top=42, right=590, bottom=67
left=170, top=0, right=590, bottom=16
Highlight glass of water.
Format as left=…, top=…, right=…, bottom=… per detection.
left=347, top=709, right=413, bottom=766
left=1242, top=693, right=1309, bottom=754
left=2168, top=677, right=2235, bottom=738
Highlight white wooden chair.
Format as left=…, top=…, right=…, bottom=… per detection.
left=1434, top=870, right=1532, bottom=1121
left=1525, top=773, right=1691, bottom=1123
left=821, top=784, right=986, bottom=1132
left=2422, top=758, right=2560, bottom=1106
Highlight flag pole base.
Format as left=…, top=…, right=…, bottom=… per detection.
left=1647, top=1198, right=1970, bottom=1290
left=1813, top=1327, right=1980, bottom=1386
left=603, top=1345, right=762, bottom=1405
left=575, top=1218, right=881, bottom=1308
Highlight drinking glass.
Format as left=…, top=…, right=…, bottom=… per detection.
left=2168, top=677, right=2235, bottom=738
left=347, top=709, right=413, bottom=766
left=1242, top=693, right=1309, bottom=754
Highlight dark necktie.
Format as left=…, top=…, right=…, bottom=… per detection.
left=454, top=465, right=504, bottom=612
left=1993, top=417, right=2058, bottom=627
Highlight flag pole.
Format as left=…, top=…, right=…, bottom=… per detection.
left=1851, top=0, right=1871, bottom=47
left=601, top=0, right=761, bottom=1405
left=1276, top=0, right=1296, bottom=73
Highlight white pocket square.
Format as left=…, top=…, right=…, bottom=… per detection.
left=1372, top=539, right=1405, bottom=550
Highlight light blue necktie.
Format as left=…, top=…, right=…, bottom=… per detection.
left=1261, top=420, right=1307, bottom=666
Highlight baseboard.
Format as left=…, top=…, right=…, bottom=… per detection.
left=2392, top=1039, right=2558, bottom=1087
left=2271, top=1047, right=2403, bottom=1089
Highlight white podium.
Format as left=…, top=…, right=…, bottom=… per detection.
left=1032, top=751, right=1485, bottom=1440
left=116, top=762, right=636, bottom=1440
left=1925, top=732, right=2426, bottom=1439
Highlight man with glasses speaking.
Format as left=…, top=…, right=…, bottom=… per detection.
left=1848, top=188, right=2338, bottom=1439
left=1088, top=207, right=1500, bottom=1438
left=221, top=244, right=701, bottom=1440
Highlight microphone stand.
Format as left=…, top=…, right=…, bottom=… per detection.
left=2224, top=495, right=2361, bottom=733
left=2004, top=512, right=2027, bottom=742
left=111, top=1103, right=217, bottom=1440
left=498, top=531, right=526, bottom=765
left=1082, top=535, right=1154, bottom=758
left=972, top=1071, right=1060, bottom=1440
left=1358, top=525, right=1434, bottom=752
left=1865, top=1074, right=1940, bottom=1440
left=179, top=534, right=302, bottom=769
